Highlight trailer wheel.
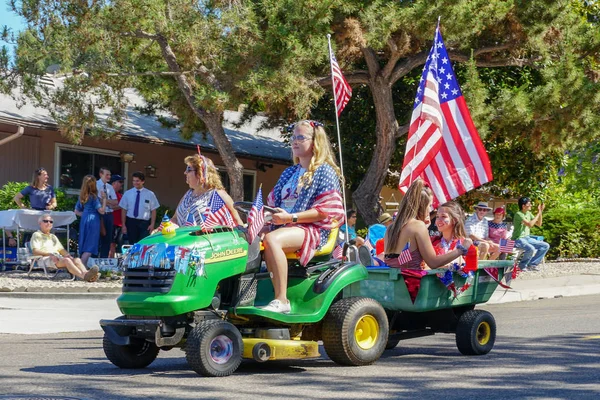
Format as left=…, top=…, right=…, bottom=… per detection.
left=322, top=297, right=388, bottom=366
left=103, top=334, right=159, bottom=369
left=455, top=309, right=496, bottom=355
left=185, top=320, right=243, bottom=377
left=385, top=336, right=401, bottom=350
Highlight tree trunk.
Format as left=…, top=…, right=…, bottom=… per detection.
left=352, top=77, right=399, bottom=225
left=202, top=112, right=245, bottom=201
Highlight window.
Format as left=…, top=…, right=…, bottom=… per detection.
left=55, top=145, right=123, bottom=192
left=218, top=169, right=256, bottom=201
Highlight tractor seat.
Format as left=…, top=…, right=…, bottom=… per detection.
left=285, top=227, right=339, bottom=262
left=259, top=227, right=340, bottom=263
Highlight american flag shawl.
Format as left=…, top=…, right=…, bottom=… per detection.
left=176, top=189, right=212, bottom=227
left=204, top=191, right=235, bottom=230
left=246, top=187, right=265, bottom=243
left=268, top=164, right=345, bottom=266
left=399, top=22, right=493, bottom=206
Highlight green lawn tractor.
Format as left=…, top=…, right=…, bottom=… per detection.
left=100, top=203, right=389, bottom=377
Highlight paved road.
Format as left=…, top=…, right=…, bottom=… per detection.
left=1, top=295, right=600, bottom=400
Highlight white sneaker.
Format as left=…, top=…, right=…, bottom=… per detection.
left=529, top=265, right=541, bottom=272
left=261, top=299, right=291, bottom=314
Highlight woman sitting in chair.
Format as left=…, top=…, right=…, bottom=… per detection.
left=262, top=120, right=344, bottom=314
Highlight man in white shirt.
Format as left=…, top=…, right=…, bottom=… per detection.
left=119, top=171, right=160, bottom=244
left=465, top=202, right=501, bottom=260
left=96, top=167, right=119, bottom=258
left=31, top=214, right=99, bottom=282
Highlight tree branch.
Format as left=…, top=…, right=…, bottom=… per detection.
left=121, top=30, right=160, bottom=40
left=393, top=122, right=410, bottom=140
left=390, top=50, right=429, bottom=84
left=381, top=37, right=404, bottom=79
left=101, top=70, right=195, bottom=77
left=361, top=47, right=381, bottom=78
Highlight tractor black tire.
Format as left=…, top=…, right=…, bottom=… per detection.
left=322, top=297, right=388, bottom=366
left=103, top=334, right=160, bottom=369
left=385, top=336, right=401, bottom=350
left=185, top=320, right=243, bottom=377
left=455, top=309, right=496, bottom=355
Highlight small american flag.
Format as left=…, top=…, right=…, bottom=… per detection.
left=246, top=187, right=265, bottom=243
left=499, top=238, right=515, bottom=253
left=204, top=191, right=235, bottom=229
left=397, top=242, right=413, bottom=265
left=329, top=51, right=352, bottom=116
left=363, top=236, right=374, bottom=252
left=332, top=243, right=344, bottom=260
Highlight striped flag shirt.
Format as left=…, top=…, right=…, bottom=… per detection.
left=329, top=52, right=352, bottom=116
left=399, top=23, right=493, bottom=206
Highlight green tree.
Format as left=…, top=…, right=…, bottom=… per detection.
left=1, top=0, right=265, bottom=200
left=244, top=0, right=600, bottom=222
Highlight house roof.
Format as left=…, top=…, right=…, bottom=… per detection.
left=0, top=82, right=292, bottom=163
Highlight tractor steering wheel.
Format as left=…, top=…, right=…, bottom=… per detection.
left=234, top=201, right=278, bottom=222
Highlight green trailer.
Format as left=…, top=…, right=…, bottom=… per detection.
left=344, top=260, right=513, bottom=355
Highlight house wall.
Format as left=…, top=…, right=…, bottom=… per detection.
left=0, top=123, right=289, bottom=209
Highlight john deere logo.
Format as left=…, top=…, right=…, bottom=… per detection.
left=210, top=247, right=245, bottom=260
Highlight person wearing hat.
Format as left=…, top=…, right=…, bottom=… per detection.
left=512, top=197, right=550, bottom=271
left=488, top=206, right=511, bottom=260
left=108, top=174, right=125, bottom=258
left=465, top=201, right=501, bottom=260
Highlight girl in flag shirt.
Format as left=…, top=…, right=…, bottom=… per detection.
left=168, top=154, right=243, bottom=229
left=383, top=180, right=472, bottom=270
left=262, top=120, right=345, bottom=314
left=433, top=201, right=470, bottom=266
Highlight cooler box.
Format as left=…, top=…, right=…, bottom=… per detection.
left=0, top=247, right=17, bottom=261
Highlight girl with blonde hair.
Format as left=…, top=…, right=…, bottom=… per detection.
left=171, top=154, right=242, bottom=228
left=262, top=120, right=345, bottom=313
left=384, top=180, right=472, bottom=269
left=74, top=175, right=107, bottom=266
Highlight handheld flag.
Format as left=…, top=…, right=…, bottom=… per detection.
left=332, top=243, right=344, bottom=260
left=499, top=238, right=515, bottom=253
left=204, top=191, right=235, bottom=229
left=328, top=49, right=352, bottom=116
left=397, top=242, right=413, bottom=266
left=399, top=21, right=493, bottom=206
left=246, top=187, right=265, bottom=243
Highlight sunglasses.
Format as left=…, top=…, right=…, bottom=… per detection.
left=42, top=220, right=54, bottom=224
left=291, top=134, right=313, bottom=143
left=185, top=166, right=197, bottom=173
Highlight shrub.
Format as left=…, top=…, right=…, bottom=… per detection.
left=536, top=207, right=600, bottom=259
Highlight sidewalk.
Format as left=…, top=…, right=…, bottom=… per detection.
left=1, top=261, right=599, bottom=304
left=487, top=273, right=600, bottom=304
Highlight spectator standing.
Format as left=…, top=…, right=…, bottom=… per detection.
left=120, top=172, right=160, bottom=244
left=488, top=207, right=511, bottom=260
left=108, top=174, right=125, bottom=258
left=14, top=167, right=57, bottom=211
left=31, top=214, right=99, bottom=282
left=74, top=175, right=107, bottom=267
left=465, top=202, right=501, bottom=260
left=96, top=167, right=119, bottom=258
left=512, top=197, right=550, bottom=271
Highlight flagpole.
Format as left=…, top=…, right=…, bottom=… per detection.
left=327, top=34, right=350, bottom=245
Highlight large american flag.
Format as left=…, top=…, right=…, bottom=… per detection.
left=329, top=52, right=352, bottom=116
left=204, top=191, right=235, bottom=230
left=399, top=23, right=493, bottom=206
left=246, top=187, right=265, bottom=243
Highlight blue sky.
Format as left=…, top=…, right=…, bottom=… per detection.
left=2, top=3, right=27, bottom=54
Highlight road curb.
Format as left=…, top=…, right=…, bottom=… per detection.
left=488, top=284, right=600, bottom=304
